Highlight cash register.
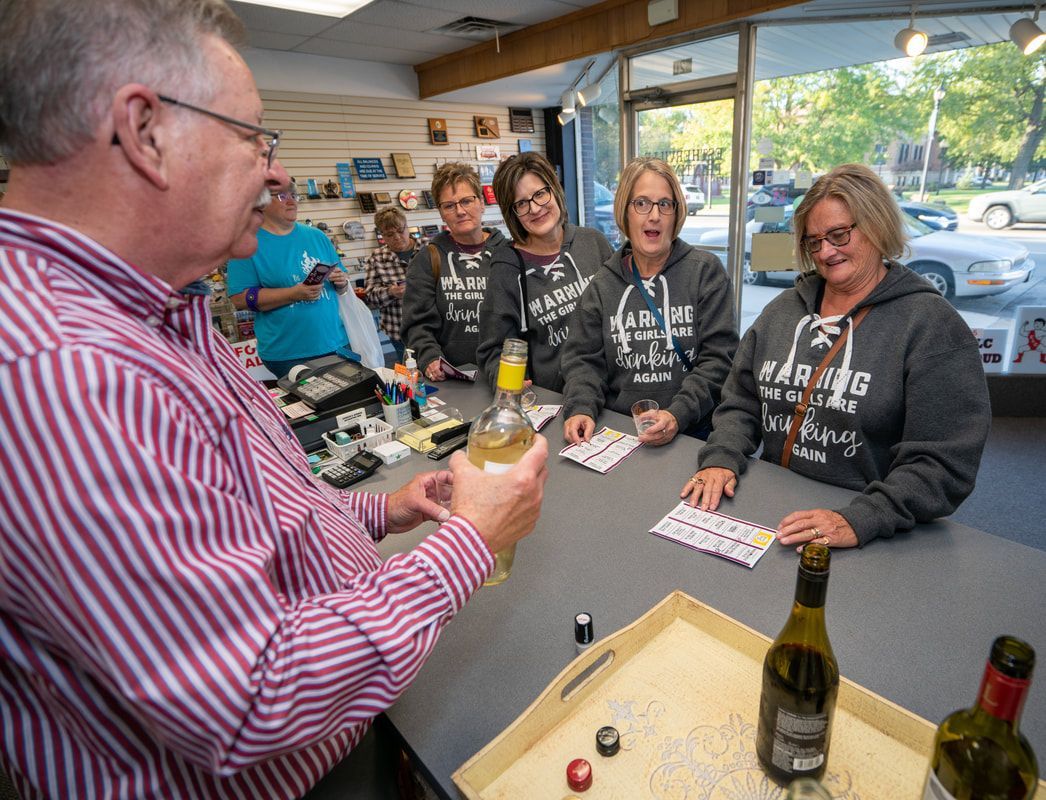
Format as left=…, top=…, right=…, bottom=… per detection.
left=277, top=355, right=380, bottom=450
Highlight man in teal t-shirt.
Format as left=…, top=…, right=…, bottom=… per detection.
left=228, top=184, right=350, bottom=378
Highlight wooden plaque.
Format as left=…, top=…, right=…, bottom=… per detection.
left=428, top=118, right=449, bottom=145
left=509, top=108, right=535, bottom=133
left=474, top=115, right=500, bottom=139
left=374, top=191, right=392, bottom=204
left=391, top=152, right=416, bottom=178
left=357, top=192, right=376, bottom=213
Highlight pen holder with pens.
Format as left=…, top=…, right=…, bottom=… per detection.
left=383, top=401, right=412, bottom=429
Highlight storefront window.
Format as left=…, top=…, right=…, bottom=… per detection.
left=581, top=64, right=620, bottom=245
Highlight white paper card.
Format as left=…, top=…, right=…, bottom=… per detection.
left=795, top=170, right=813, bottom=189
left=755, top=205, right=786, bottom=223
left=280, top=400, right=315, bottom=420
left=971, top=327, right=1009, bottom=374
left=559, top=427, right=641, bottom=474
left=649, top=501, right=777, bottom=568
left=1007, top=306, right=1046, bottom=373
left=525, top=404, right=562, bottom=432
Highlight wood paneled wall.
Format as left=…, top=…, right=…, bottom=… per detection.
left=261, top=89, right=545, bottom=267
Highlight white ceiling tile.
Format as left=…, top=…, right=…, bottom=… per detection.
left=320, top=18, right=457, bottom=50
left=247, top=30, right=311, bottom=50
left=296, top=37, right=435, bottom=64
left=228, top=1, right=338, bottom=35
left=345, top=0, right=462, bottom=31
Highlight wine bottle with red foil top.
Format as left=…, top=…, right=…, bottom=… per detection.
left=923, top=636, right=1038, bottom=800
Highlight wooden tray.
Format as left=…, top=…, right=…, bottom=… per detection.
left=453, top=591, right=1044, bottom=799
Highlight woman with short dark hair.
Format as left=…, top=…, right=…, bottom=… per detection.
left=683, top=163, right=990, bottom=549
left=477, top=152, right=612, bottom=391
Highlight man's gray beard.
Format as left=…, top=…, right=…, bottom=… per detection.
left=256, top=187, right=273, bottom=209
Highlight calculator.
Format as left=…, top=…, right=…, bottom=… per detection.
left=321, top=450, right=382, bottom=489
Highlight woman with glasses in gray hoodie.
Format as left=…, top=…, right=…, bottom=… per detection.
left=683, top=163, right=989, bottom=550
left=561, top=157, right=738, bottom=447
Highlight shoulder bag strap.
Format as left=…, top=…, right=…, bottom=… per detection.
left=780, top=305, right=872, bottom=470
left=427, top=243, right=441, bottom=280
left=627, top=255, right=694, bottom=372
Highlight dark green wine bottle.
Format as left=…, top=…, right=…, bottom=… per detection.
left=923, top=636, right=1038, bottom=800
left=756, top=543, right=839, bottom=783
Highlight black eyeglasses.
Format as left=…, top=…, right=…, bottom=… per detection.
left=629, top=197, right=677, bottom=215
left=512, top=186, right=553, bottom=216
left=438, top=196, right=480, bottom=214
left=112, top=93, right=281, bottom=168
left=802, top=223, right=857, bottom=253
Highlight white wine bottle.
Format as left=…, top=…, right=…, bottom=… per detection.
left=756, top=543, right=839, bottom=783
left=923, top=636, right=1038, bottom=800
left=467, top=338, right=535, bottom=586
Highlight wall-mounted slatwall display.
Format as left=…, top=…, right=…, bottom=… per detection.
left=261, top=90, right=546, bottom=262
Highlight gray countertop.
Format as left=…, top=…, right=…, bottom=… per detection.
left=358, top=381, right=1045, bottom=797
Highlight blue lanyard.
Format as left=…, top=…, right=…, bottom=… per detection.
left=627, top=255, right=693, bottom=372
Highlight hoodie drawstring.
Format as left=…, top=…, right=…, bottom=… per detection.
left=775, top=312, right=856, bottom=410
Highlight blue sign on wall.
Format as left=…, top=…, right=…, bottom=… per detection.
left=335, top=162, right=357, bottom=198
left=352, top=158, right=387, bottom=181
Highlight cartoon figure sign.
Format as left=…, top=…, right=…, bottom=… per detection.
left=1008, top=306, right=1046, bottom=374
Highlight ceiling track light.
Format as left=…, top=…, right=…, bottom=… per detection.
left=1010, top=3, right=1045, bottom=55
left=557, top=109, right=576, bottom=126
left=894, top=6, right=928, bottom=57
left=560, top=89, right=576, bottom=114
left=576, top=81, right=602, bottom=106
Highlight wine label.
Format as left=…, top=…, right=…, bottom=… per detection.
left=922, top=769, right=957, bottom=800
left=770, top=708, right=827, bottom=773
left=479, top=460, right=513, bottom=475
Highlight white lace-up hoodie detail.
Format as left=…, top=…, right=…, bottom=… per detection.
left=775, top=312, right=854, bottom=410
left=612, top=274, right=674, bottom=354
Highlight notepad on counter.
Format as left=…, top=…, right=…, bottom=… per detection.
left=649, top=501, right=776, bottom=568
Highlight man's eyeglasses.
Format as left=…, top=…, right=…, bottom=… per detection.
left=273, top=191, right=296, bottom=203
left=381, top=226, right=408, bottom=238
left=801, top=223, right=857, bottom=253
left=629, top=197, right=678, bottom=215
left=512, top=186, right=553, bottom=216
left=438, top=196, right=479, bottom=214
left=116, top=94, right=280, bottom=168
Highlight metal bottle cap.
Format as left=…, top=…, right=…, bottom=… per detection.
left=574, top=612, right=594, bottom=645
left=595, top=725, right=620, bottom=757
left=566, top=758, right=592, bottom=792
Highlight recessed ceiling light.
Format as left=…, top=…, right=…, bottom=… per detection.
left=235, top=0, right=375, bottom=18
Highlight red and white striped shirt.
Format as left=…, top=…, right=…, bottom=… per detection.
left=0, top=209, right=494, bottom=799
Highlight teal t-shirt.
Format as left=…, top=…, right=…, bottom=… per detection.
left=227, top=224, right=349, bottom=361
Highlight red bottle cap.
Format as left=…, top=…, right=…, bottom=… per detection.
left=566, top=758, right=592, bottom=792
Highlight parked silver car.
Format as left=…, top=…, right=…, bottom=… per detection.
left=967, top=179, right=1046, bottom=229
left=697, top=212, right=1035, bottom=299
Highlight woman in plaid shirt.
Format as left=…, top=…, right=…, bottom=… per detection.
left=364, top=207, right=426, bottom=364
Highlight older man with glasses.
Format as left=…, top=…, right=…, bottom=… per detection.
left=227, top=180, right=353, bottom=379
left=0, top=2, right=549, bottom=799
left=363, top=207, right=428, bottom=365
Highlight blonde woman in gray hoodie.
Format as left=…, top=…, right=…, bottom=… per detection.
left=561, top=157, right=738, bottom=446
left=684, top=164, right=989, bottom=549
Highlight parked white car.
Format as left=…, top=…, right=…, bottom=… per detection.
left=967, top=179, right=1046, bottom=229
left=696, top=212, right=1035, bottom=299
left=683, top=184, right=706, bottom=214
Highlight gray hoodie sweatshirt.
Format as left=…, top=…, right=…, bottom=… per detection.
left=698, top=262, right=990, bottom=545
left=401, top=228, right=508, bottom=370
left=476, top=224, right=612, bottom=392
left=561, top=239, right=739, bottom=432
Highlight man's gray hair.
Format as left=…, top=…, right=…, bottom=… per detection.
left=0, top=0, right=245, bottom=165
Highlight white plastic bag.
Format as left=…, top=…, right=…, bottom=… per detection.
left=337, top=290, right=384, bottom=369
